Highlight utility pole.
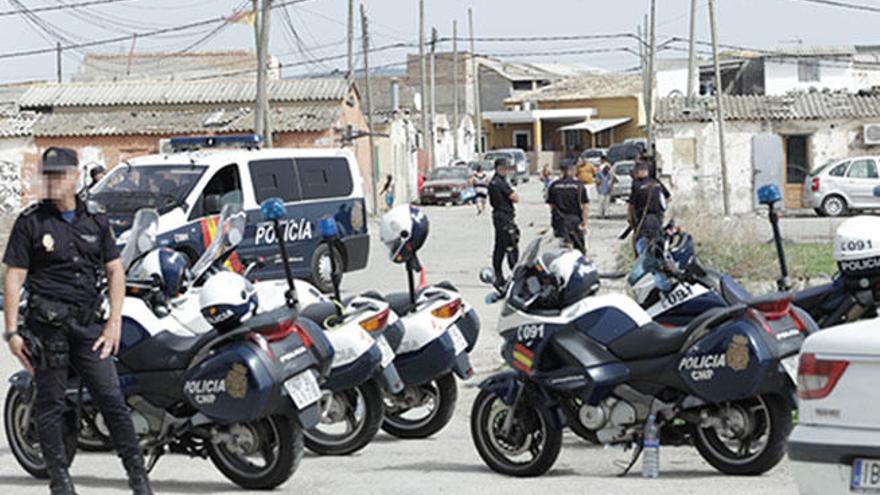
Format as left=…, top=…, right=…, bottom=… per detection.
left=469, top=8, right=481, bottom=155
left=687, top=0, right=698, bottom=99
left=645, top=0, right=656, bottom=156
left=255, top=0, right=272, bottom=147
left=452, top=20, right=459, bottom=160
left=708, top=0, right=730, bottom=216
left=418, top=0, right=429, bottom=156
left=346, top=0, right=354, bottom=78
left=361, top=4, right=378, bottom=214
left=55, top=42, right=62, bottom=83
left=429, top=27, right=438, bottom=170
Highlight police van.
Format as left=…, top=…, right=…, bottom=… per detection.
left=90, top=137, right=369, bottom=292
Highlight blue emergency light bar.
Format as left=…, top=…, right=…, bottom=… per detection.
left=169, top=134, right=262, bottom=152
left=757, top=183, right=782, bottom=206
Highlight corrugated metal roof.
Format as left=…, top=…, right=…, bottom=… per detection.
left=507, top=74, right=643, bottom=103
left=31, top=102, right=340, bottom=137
left=656, top=93, right=880, bottom=123
left=19, top=78, right=349, bottom=109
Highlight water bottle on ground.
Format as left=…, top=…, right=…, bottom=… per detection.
left=641, top=414, right=660, bottom=478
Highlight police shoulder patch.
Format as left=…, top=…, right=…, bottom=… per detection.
left=19, top=201, right=39, bottom=216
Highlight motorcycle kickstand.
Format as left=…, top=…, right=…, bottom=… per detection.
left=145, top=446, right=164, bottom=473
left=617, top=440, right=644, bottom=478
left=500, top=382, right=526, bottom=436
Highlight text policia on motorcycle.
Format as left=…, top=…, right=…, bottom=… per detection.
left=3, top=135, right=879, bottom=495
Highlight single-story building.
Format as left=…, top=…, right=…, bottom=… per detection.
left=655, top=91, right=880, bottom=213
left=482, top=73, right=645, bottom=171
left=17, top=77, right=374, bottom=205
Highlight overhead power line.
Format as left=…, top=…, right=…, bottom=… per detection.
left=787, top=0, right=880, bottom=13
left=0, top=0, right=312, bottom=61
left=0, top=0, right=137, bottom=17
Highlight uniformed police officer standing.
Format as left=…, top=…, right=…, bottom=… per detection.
left=628, top=161, right=671, bottom=254
left=3, top=148, right=153, bottom=495
left=546, top=162, right=590, bottom=253
left=488, top=157, right=520, bottom=288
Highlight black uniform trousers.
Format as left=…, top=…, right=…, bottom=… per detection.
left=554, top=213, right=586, bottom=254
left=492, top=212, right=520, bottom=283
left=30, top=317, right=140, bottom=467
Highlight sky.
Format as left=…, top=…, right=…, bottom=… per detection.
left=1, top=0, right=880, bottom=84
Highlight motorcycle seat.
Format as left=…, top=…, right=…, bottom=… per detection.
left=608, top=307, right=731, bottom=361
left=719, top=275, right=752, bottom=305
left=386, top=292, right=416, bottom=316
left=300, top=301, right=342, bottom=328
left=793, top=281, right=837, bottom=311
left=120, top=330, right=217, bottom=371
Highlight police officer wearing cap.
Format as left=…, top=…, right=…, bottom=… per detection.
left=488, top=157, right=520, bottom=287
left=2, top=148, right=153, bottom=494
left=546, top=162, right=590, bottom=253
left=628, top=160, right=671, bottom=254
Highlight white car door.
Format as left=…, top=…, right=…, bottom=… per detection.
left=845, top=158, right=880, bottom=207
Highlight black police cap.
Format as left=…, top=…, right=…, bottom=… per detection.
left=41, top=147, right=78, bottom=173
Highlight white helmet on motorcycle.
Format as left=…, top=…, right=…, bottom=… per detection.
left=128, top=247, right=189, bottom=302
left=542, top=250, right=600, bottom=307
left=199, top=271, right=258, bottom=332
left=379, top=204, right=429, bottom=263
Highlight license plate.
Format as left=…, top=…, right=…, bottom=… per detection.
left=376, top=336, right=395, bottom=368
left=448, top=325, right=468, bottom=355
left=283, top=371, right=322, bottom=410
left=782, top=356, right=799, bottom=383
left=852, top=458, right=880, bottom=492
left=435, top=192, right=451, bottom=198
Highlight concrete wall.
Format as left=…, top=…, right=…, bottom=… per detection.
left=764, top=59, right=854, bottom=94
left=0, top=136, right=37, bottom=210
left=657, top=67, right=691, bottom=98
left=655, top=117, right=880, bottom=214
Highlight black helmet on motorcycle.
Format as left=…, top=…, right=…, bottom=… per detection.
left=379, top=204, right=429, bottom=264
left=668, top=232, right=695, bottom=271
left=128, top=247, right=189, bottom=302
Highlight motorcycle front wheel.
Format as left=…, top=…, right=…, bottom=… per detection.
left=304, top=379, right=384, bottom=456
left=470, top=388, right=562, bottom=477
left=207, top=414, right=303, bottom=490
left=382, top=372, right=457, bottom=439
left=4, top=385, right=77, bottom=479
left=689, top=394, right=792, bottom=475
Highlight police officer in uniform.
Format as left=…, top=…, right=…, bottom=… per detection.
left=628, top=161, right=671, bottom=254
left=3, top=148, right=153, bottom=495
left=546, top=162, right=590, bottom=253
left=488, top=157, right=520, bottom=288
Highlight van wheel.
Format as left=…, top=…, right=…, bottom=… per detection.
left=311, top=244, right=344, bottom=294
left=821, top=195, right=847, bottom=217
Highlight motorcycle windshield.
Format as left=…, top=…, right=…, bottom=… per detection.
left=189, top=203, right=246, bottom=282
left=119, top=208, right=160, bottom=273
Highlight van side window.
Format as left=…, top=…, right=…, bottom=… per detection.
left=249, top=159, right=301, bottom=203
left=828, top=161, right=849, bottom=177
left=296, top=157, right=353, bottom=200
left=190, top=164, right=242, bottom=220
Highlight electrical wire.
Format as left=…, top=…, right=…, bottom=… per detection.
left=0, top=0, right=137, bottom=17
left=787, top=0, right=880, bottom=13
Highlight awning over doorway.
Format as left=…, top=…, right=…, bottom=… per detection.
left=556, top=117, right=631, bottom=134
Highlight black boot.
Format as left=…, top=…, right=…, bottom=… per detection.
left=122, top=455, right=154, bottom=495
left=47, top=464, right=77, bottom=495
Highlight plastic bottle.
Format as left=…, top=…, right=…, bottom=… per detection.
left=641, top=414, right=660, bottom=478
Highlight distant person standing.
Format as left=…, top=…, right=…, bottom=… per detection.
left=379, top=174, right=395, bottom=211
left=89, top=165, right=106, bottom=189
left=470, top=165, right=489, bottom=215
left=488, top=158, right=520, bottom=288
left=546, top=162, right=589, bottom=253
left=539, top=163, right=553, bottom=189
left=595, top=160, right=616, bottom=219
left=628, top=161, right=671, bottom=254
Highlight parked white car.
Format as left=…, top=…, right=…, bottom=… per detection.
left=803, top=156, right=880, bottom=217
left=789, top=317, right=880, bottom=495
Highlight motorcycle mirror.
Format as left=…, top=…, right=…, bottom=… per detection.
left=479, top=267, right=496, bottom=285
left=260, top=197, right=286, bottom=221
left=484, top=292, right=500, bottom=304
left=874, top=185, right=880, bottom=197
left=757, top=183, right=782, bottom=206
left=227, top=227, right=243, bottom=247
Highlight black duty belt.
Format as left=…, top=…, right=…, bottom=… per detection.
left=28, top=293, right=99, bottom=327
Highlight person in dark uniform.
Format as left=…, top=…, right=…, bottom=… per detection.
left=488, top=157, right=520, bottom=288
left=3, top=148, right=152, bottom=495
left=546, top=162, right=589, bottom=253
left=628, top=161, right=671, bottom=255
left=89, top=165, right=106, bottom=189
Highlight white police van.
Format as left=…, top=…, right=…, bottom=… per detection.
left=90, top=136, right=369, bottom=292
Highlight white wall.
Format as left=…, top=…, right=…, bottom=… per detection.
left=0, top=137, right=36, bottom=213
left=657, top=67, right=692, bottom=98
left=764, top=59, right=863, bottom=94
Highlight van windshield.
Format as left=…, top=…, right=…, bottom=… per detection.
left=92, top=164, right=207, bottom=214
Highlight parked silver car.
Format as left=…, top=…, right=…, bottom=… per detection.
left=803, top=156, right=880, bottom=216
left=610, top=160, right=635, bottom=200
left=484, top=149, right=530, bottom=185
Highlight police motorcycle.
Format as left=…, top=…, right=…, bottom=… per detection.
left=374, top=205, right=481, bottom=439
left=124, top=202, right=403, bottom=457
left=471, top=234, right=803, bottom=477
left=5, top=202, right=335, bottom=490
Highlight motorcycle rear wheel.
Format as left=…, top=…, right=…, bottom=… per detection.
left=690, top=394, right=792, bottom=475
left=4, top=385, right=77, bottom=479
left=304, top=379, right=384, bottom=456
left=470, top=388, right=562, bottom=477
left=207, top=414, right=303, bottom=490
left=382, top=372, right=457, bottom=439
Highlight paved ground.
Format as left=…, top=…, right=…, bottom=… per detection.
left=0, top=179, right=807, bottom=494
